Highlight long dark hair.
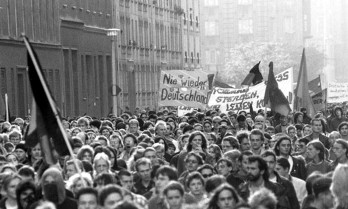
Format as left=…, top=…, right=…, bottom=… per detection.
left=186, top=131, right=207, bottom=152
left=207, top=183, right=242, bottom=209
left=16, top=180, right=37, bottom=209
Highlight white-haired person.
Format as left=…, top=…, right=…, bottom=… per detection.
left=93, top=152, right=112, bottom=177
left=331, top=164, right=348, bottom=209
left=66, top=172, right=93, bottom=197
left=248, top=188, right=277, bottom=209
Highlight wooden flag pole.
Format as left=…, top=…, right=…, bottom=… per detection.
left=23, top=35, right=86, bottom=186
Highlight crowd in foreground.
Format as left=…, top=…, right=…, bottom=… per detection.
left=0, top=106, right=347, bottom=209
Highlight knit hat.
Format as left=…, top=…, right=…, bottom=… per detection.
left=15, top=143, right=28, bottom=152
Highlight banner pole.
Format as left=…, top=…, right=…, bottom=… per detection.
left=23, top=36, right=86, bottom=187
left=5, top=94, right=9, bottom=122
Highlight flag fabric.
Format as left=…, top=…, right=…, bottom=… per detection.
left=213, top=71, right=233, bottom=88
left=294, top=48, right=315, bottom=116
left=264, top=62, right=291, bottom=116
left=23, top=36, right=69, bottom=164
left=308, top=75, right=322, bottom=96
left=241, top=61, right=263, bottom=86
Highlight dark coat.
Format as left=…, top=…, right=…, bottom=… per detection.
left=275, top=172, right=300, bottom=209
left=238, top=180, right=292, bottom=209
left=290, top=155, right=307, bottom=180
left=304, top=133, right=330, bottom=149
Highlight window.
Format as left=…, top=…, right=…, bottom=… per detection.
left=284, top=17, right=294, bottom=33
left=238, top=19, right=253, bottom=34
left=204, top=21, right=218, bottom=36
left=238, top=0, right=252, bottom=5
left=204, top=0, right=218, bottom=6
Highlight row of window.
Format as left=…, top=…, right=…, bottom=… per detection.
left=204, top=17, right=295, bottom=36
left=0, top=0, right=60, bottom=43
left=119, top=16, right=181, bottom=52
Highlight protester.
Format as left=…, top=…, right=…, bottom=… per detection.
left=0, top=103, right=346, bottom=209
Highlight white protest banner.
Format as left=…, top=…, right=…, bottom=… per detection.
left=177, top=106, right=195, bottom=116
left=208, top=68, right=294, bottom=112
left=312, top=89, right=327, bottom=111
left=159, top=70, right=209, bottom=108
left=327, top=83, right=348, bottom=103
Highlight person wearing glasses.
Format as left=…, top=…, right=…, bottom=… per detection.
left=178, top=152, right=203, bottom=189
left=197, top=164, right=215, bottom=181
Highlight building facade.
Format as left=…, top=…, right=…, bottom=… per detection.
left=309, top=0, right=348, bottom=84
left=200, top=0, right=305, bottom=74
left=0, top=0, right=198, bottom=118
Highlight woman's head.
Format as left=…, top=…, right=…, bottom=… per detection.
left=307, top=141, right=325, bottom=161
left=184, top=152, right=204, bottom=172
left=163, top=181, right=185, bottom=209
left=16, top=180, right=36, bottom=209
left=208, top=183, right=241, bottom=209
left=93, top=153, right=110, bottom=175
left=41, top=167, right=66, bottom=204
left=2, top=174, right=22, bottom=200
left=187, top=131, right=207, bottom=152
left=185, top=171, right=205, bottom=196
left=208, top=144, right=223, bottom=161
left=77, top=145, right=94, bottom=163
left=331, top=164, right=348, bottom=207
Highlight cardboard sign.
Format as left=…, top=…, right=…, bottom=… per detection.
left=327, top=83, right=348, bottom=103
left=159, top=70, right=209, bottom=108
left=177, top=106, right=195, bottom=116
left=208, top=68, right=294, bottom=113
left=312, top=89, right=327, bottom=111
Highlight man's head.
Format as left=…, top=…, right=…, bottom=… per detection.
left=155, top=166, right=178, bottom=193
left=280, top=115, right=288, bottom=126
left=275, top=157, right=290, bottom=178
left=9, top=130, right=22, bottom=145
left=249, top=129, right=264, bottom=151
left=274, top=135, right=292, bottom=157
left=216, top=159, right=233, bottom=177
left=118, top=170, right=134, bottom=191
left=135, top=157, right=152, bottom=182
left=98, top=185, right=124, bottom=209
left=14, top=143, right=27, bottom=162
left=237, top=131, right=251, bottom=152
left=338, top=122, right=348, bottom=136
left=128, top=119, right=139, bottom=134
left=76, top=187, right=98, bottom=209
left=261, top=151, right=276, bottom=176
left=238, top=150, right=253, bottom=173
left=311, top=118, right=323, bottom=134
left=77, top=117, right=90, bottom=132
left=222, top=136, right=239, bottom=153
left=155, top=121, right=167, bottom=136
left=286, top=126, right=297, bottom=139
left=312, top=177, right=334, bottom=209
left=334, top=106, right=343, bottom=119
left=198, top=164, right=215, bottom=180
left=247, top=156, right=269, bottom=182
left=295, top=138, right=309, bottom=154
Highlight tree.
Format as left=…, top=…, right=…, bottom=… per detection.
left=219, top=42, right=325, bottom=87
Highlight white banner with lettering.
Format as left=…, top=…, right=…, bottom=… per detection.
left=208, top=68, right=294, bottom=113
left=327, top=83, right=348, bottom=103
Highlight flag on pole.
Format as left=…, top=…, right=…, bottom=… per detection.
left=213, top=71, right=233, bottom=88
left=264, top=62, right=291, bottom=116
left=294, top=48, right=315, bottom=116
left=241, top=61, right=263, bottom=86
left=23, top=36, right=69, bottom=164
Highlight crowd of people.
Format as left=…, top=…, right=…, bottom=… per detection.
left=0, top=106, right=347, bottom=209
